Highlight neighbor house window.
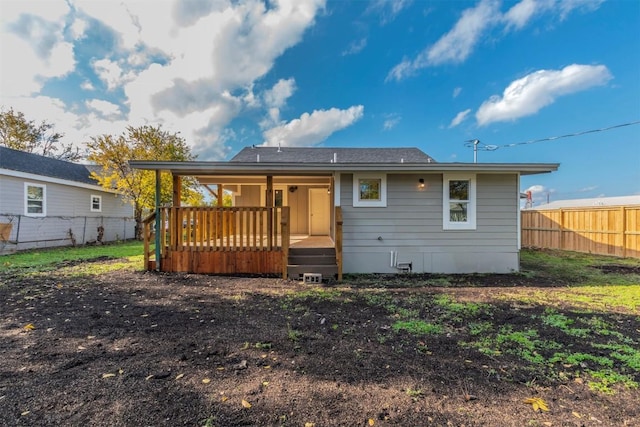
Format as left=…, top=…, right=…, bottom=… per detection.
left=353, top=173, right=387, bottom=207
left=443, top=174, right=476, bottom=230
left=25, top=183, right=46, bottom=217
left=91, top=195, right=102, bottom=212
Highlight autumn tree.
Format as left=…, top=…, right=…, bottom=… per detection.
left=0, top=107, right=82, bottom=161
left=87, top=125, right=203, bottom=239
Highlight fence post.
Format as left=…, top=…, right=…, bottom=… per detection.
left=620, top=206, right=627, bottom=258
left=558, top=209, right=565, bottom=250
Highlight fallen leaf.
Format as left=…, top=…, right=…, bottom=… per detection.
left=23, top=323, right=35, bottom=331
left=102, top=373, right=116, bottom=378
left=87, top=336, right=95, bottom=339
left=77, top=346, right=86, bottom=350
left=574, top=377, right=584, bottom=384
left=202, top=378, right=211, bottom=384
left=145, top=375, right=154, bottom=381
left=368, top=418, right=375, bottom=426
left=221, top=396, right=228, bottom=402
left=21, top=411, right=30, bottom=416
left=262, top=381, right=269, bottom=387
left=118, top=369, right=124, bottom=375
left=523, top=397, right=549, bottom=412
left=175, top=373, right=184, bottom=380
left=304, top=423, right=315, bottom=427
left=572, top=411, right=581, bottom=418
left=216, top=367, right=225, bottom=371
left=241, top=399, right=252, bottom=408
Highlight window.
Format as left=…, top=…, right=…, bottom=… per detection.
left=353, top=173, right=387, bottom=207
left=443, top=174, right=476, bottom=230
left=25, top=183, right=46, bottom=216
left=91, top=195, right=102, bottom=212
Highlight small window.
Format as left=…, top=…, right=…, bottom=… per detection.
left=91, top=195, right=102, bottom=212
left=443, top=174, right=476, bottom=230
left=353, top=174, right=387, bottom=207
left=25, top=183, right=46, bottom=216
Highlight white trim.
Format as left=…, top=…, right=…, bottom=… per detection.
left=1, top=168, right=119, bottom=194
left=90, top=194, right=102, bottom=212
left=517, top=173, right=521, bottom=250
left=24, top=182, right=46, bottom=217
left=442, top=173, right=476, bottom=230
left=352, top=173, right=387, bottom=207
left=333, top=173, right=341, bottom=207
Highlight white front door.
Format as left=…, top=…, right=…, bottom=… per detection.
left=309, top=188, right=330, bottom=235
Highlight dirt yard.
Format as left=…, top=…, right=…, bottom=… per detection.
left=0, top=259, right=638, bottom=426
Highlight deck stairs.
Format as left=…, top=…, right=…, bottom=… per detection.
left=287, top=246, right=338, bottom=281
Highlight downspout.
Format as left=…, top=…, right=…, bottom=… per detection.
left=155, top=170, right=161, bottom=271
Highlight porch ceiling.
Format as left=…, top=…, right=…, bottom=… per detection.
left=197, top=175, right=331, bottom=185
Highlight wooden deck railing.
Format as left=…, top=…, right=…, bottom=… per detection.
left=169, top=206, right=288, bottom=252
left=142, top=211, right=156, bottom=270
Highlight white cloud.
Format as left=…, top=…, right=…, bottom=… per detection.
left=382, top=113, right=401, bottom=131
left=0, top=0, right=75, bottom=96
left=262, top=105, right=364, bottom=147
left=387, top=0, right=500, bottom=81
left=81, top=80, right=95, bottom=91
left=342, top=38, right=367, bottom=56
left=449, top=109, right=472, bottom=128
left=262, top=78, right=297, bottom=125
left=503, top=0, right=547, bottom=30
left=476, top=64, right=612, bottom=125
left=367, top=0, right=413, bottom=25
left=92, top=59, right=127, bottom=91
left=558, top=0, right=605, bottom=20
left=69, top=17, right=88, bottom=40
left=387, top=0, right=604, bottom=81
left=453, top=87, right=462, bottom=98
left=86, top=99, right=123, bottom=119
left=578, top=185, right=598, bottom=193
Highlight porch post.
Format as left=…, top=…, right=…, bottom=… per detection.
left=155, top=170, right=162, bottom=271
left=266, top=175, right=273, bottom=249
left=172, top=175, right=181, bottom=207
left=217, top=184, right=223, bottom=206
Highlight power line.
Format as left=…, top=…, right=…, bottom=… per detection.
left=465, top=120, right=640, bottom=161
left=496, top=120, right=640, bottom=148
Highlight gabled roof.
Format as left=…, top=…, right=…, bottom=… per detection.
left=231, top=146, right=436, bottom=163
left=0, top=145, right=97, bottom=185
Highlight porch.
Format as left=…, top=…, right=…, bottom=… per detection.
left=143, top=206, right=343, bottom=280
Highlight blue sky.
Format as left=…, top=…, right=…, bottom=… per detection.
left=1, top=0, right=638, bottom=206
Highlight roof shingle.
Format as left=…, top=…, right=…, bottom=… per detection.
left=230, top=146, right=436, bottom=164
left=0, top=146, right=97, bottom=185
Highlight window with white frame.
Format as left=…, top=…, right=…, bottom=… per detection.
left=443, top=174, right=476, bottom=230
left=25, top=183, right=46, bottom=216
left=91, top=195, right=102, bottom=212
left=353, top=173, right=387, bottom=207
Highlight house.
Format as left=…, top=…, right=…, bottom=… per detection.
left=0, top=146, right=134, bottom=252
left=129, top=146, right=558, bottom=278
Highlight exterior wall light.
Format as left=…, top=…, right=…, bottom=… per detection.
left=418, top=178, right=425, bottom=189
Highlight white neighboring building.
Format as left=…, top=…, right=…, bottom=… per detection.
left=0, top=146, right=134, bottom=252
left=526, top=195, right=640, bottom=210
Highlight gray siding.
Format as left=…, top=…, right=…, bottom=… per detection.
left=0, top=175, right=134, bottom=251
left=340, top=173, right=519, bottom=274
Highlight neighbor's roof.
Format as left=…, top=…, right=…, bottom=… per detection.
left=231, top=146, right=436, bottom=163
left=526, top=195, right=640, bottom=210
left=0, top=145, right=96, bottom=185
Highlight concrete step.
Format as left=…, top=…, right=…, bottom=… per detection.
left=288, top=254, right=336, bottom=265
left=287, top=264, right=338, bottom=281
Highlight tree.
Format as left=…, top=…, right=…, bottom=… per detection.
left=87, top=125, right=204, bottom=239
left=0, top=107, right=82, bottom=161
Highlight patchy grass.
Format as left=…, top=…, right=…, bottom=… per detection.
left=0, top=240, right=144, bottom=272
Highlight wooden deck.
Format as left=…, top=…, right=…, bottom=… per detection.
left=143, top=206, right=342, bottom=279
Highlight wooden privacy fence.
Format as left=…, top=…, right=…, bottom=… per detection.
left=521, top=205, right=640, bottom=258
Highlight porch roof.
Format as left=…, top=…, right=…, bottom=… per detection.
left=129, top=160, right=559, bottom=176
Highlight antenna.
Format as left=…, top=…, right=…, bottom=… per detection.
left=277, top=142, right=281, bottom=152
left=464, top=139, right=498, bottom=163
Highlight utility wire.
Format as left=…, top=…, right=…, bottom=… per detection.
left=500, top=120, right=640, bottom=149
